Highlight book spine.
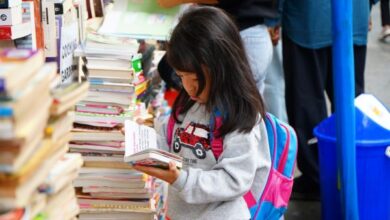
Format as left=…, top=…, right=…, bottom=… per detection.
left=0, top=106, right=13, bottom=117
left=42, top=1, right=57, bottom=58
left=0, top=25, right=12, bottom=39
left=79, top=203, right=152, bottom=211
left=0, top=79, right=4, bottom=93
left=55, top=14, right=62, bottom=72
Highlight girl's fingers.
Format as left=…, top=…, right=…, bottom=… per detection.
left=134, top=165, right=170, bottom=181
left=134, top=163, right=180, bottom=184
left=169, top=161, right=177, bottom=170
left=133, top=165, right=162, bottom=176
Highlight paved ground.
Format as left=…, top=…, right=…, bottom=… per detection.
left=284, top=4, right=390, bottom=220
left=366, top=5, right=390, bottom=107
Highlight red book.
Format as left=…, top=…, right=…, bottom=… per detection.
left=0, top=21, right=31, bottom=40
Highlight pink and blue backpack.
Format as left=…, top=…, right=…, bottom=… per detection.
left=167, top=112, right=298, bottom=220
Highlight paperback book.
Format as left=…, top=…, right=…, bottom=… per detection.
left=124, top=120, right=182, bottom=169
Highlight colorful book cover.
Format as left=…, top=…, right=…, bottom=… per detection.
left=98, top=0, right=183, bottom=40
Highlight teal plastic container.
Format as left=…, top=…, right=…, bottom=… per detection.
left=313, top=97, right=390, bottom=220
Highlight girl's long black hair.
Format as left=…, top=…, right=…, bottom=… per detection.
left=167, top=6, right=266, bottom=137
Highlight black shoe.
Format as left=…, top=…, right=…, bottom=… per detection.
left=291, top=176, right=321, bottom=201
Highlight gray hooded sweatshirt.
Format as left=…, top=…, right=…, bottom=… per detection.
left=156, top=103, right=271, bottom=220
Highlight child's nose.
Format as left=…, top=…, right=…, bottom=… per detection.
left=185, top=85, right=196, bottom=94
left=183, top=80, right=196, bottom=93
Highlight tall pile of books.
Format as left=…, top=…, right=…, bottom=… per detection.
left=0, top=48, right=87, bottom=219
left=37, top=69, right=89, bottom=219
left=0, top=49, right=54, bottom=217
left=70, top=31, right=164, bottom=219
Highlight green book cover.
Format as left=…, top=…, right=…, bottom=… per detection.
left=98, top=0, right=184, bottom=40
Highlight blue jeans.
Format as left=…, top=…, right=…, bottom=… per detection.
left=240, top=24, right=273, bottom=95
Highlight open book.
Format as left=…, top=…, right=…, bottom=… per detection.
left=124, top=120, right=182, bottom=169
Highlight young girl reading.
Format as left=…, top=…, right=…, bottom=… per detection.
left=134, top=6, right=271, bottom=220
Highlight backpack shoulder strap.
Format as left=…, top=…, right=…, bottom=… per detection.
left=167, top=114, right=175, bottom=147
left=264, top=112, right=297, bottom=177
left=209, top=113, right=223, bottom=160
left=265, top=113, right=278, bottom=165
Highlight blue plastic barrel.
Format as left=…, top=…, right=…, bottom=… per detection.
left=313, top=95, right=390, bottom=220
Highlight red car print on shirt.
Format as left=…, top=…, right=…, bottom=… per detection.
left=173, top=122, right=211, bottom=159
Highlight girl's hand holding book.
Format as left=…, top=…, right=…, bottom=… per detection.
left=133, top=161, right=180, bottom=184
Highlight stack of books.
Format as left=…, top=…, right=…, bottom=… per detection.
left=0, top=49, right=56, bottom=215
left=36, top=66, right=89, bottom=219
left=75, top=168, right=164, bottom=220
left=70, top=27, right=165, bottom=218
left=0, top=48, right=89, bottom=219
left=0, top=0, right=31, bottom=40
left=39, top=153, right=84, bottom=219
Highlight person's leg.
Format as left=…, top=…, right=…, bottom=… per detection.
left=240, top=25, right=273, bottom=95
left=325, top=44, right=366, bottom=113
left=263, top=42, right=288, bottom=122
left=380, top=0, right=390, bottom=40
left=353, top=44, right=367, bottom=96
left=282, top=33, right=331, bottom=199
left=380, top=0, right=390, bottom=27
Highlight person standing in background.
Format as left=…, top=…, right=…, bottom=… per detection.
left=263, top=27, right=288, bottom=123
left=263, top=0, right=288, bottom=122
left=281, top=0, right=369, bottom=200
left=157, top=0, right=279, bottom=95
left=380, top=0, right=390, bottom=40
